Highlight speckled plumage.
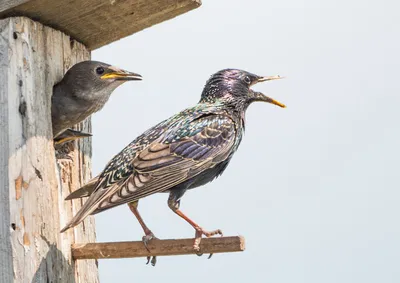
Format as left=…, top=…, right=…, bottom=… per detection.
left=61, top=69, right=285, bottom=242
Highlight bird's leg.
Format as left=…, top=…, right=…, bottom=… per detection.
left=168, top=190, right=223, bottom=254
left=127, top=200, right=157, bottom=266
left=127, top=200, right=157, bottom=248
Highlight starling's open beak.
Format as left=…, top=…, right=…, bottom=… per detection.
left=252, top=75, right=285, bottom=108
left=253, top=92, right=286, bottom=108
left=101, top=67, right=142, bottom=81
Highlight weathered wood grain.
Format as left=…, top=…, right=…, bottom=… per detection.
left=0, top=17, right=98, bottom=283
left=0, top=0, right=202, bottom=50
left=0, top=17, right=13, bottom=283
left=72, top=236, right=246, bottom=260
left=0, top=0, right=30, bottom=12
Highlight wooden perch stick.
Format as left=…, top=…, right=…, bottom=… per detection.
left=72, top=236, right=245, bottom=260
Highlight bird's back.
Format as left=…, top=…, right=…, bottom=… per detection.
left=95, top=103, right=227, bottom=187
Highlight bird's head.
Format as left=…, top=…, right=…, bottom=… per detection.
left=60, top=61, right=142, bottom=98
left=200, top=69, right=285, bottom=111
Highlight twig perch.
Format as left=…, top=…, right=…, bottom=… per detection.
left=72, top=236, right=245, bottom=260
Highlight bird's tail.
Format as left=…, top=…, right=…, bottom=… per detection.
left=60, top=205, right=94, bottom=233
left=54, top=128, right=92, bottom=146
left=65, top=176, right=99, bottom=200
left=61, top=176, right=99, bottom=233
left=60, top=216, right=82, bottom=233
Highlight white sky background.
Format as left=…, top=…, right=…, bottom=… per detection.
left=92, top=1, right=399, bottom=282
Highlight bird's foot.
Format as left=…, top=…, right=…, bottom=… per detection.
left=142, top=232, right=158, bottom=266
left=146, top=256, right=157, bottom=266
left=195, top=252, right=214, bottom=259
left=193, top=227, right=223, bottom=258
left=142, top=232, right=157, bottom=251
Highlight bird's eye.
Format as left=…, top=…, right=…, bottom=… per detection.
left=244, top=76, right=251, bottom=84
left=96, top=66, right=105, bottom=75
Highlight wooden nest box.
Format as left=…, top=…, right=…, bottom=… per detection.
left=0, top=0, right=201, bottom=49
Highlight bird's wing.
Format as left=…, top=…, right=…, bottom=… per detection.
left=61, top=114, right=236, bottom=232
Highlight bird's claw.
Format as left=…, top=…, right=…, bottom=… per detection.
left=195, top=227, right=223, bottom=238
left=142, top=232, right=157, bottom=266
left=193, top=227, right=223, bottom=256
left=196, top=252, right=213, bottom=259
left=146, top=256, right=157, bottom=266
left=202, top=228, right=223, bottom=238
left=142, top=232, right=157, bottom=252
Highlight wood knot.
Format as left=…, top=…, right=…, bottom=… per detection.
left=70, top=39, right=75, bottom=50
left=34, top=167, right=43, bottom=181
left=19, top=101, right=27, bottom=117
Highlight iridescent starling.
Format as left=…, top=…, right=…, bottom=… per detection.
left=61, top=69, right=285, bottom=258
left=52, top=60, right=142, bottom=141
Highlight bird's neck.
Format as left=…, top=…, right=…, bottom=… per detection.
left=196, top=100, right=247, bottom=131
left=200, top=97, right=248, bottom=115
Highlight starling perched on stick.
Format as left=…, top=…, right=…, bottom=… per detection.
left=52, top=60, right=142, bottom=141
left=62, top=69, right=285, bottom=260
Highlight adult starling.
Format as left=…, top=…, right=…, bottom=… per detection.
left=61, top=69, right=285, bottom=258
left=52, top=60, right=142, bottom=139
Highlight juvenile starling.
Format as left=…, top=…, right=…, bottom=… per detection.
left=52, top=60, right=142, bottom=139
left=62, top=69, right=285, bottom=258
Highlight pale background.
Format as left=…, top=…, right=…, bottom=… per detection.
left=91, top=0, right=399, bottom=282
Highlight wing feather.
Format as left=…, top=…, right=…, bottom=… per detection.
left=61, top=114, right=237, bottom=232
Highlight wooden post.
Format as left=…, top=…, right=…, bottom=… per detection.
left=0, top=17, right=97, bottom=283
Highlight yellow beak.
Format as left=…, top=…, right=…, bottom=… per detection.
left=101, top=66, right=142, bottom=81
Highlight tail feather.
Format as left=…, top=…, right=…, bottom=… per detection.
left=61, top=177, right=120, bottom=233
left=61, top=189, right=101, bottom=233
left=65, top=177, right=98, bottom=200
left=61, top=177, right=99, bottom=233
left=60, top=206, right=93, bottom=233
